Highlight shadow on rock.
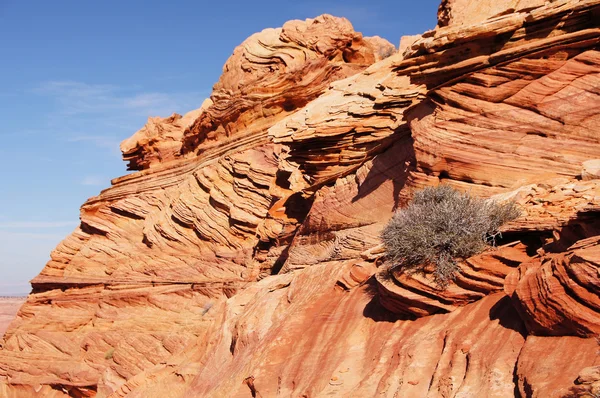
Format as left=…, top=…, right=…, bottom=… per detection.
left=351, top=132, right=415, bottom=211
left=489, top=294, right=527, bottom=338
left=362, top=276, right=415, bottom=323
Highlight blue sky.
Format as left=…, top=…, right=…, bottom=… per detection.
left=0, top=0, right=439, bottom=295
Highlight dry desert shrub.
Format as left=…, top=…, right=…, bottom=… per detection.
left=381, top=185, right=520, bottom=287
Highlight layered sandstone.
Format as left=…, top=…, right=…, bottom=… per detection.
left=180, top=15, right=395, bottom=164
left=437, top=0, right=546, bottom=27
left=0, top=16, right=398, bottom=397
left=506, top=234, right=600, bottom=337
left=120, top=100, right=211, bottom=170
left=1, top=1, right=600, bottom=397
left=378, top=179, right=600, bottom=318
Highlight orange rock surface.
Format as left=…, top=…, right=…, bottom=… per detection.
left=506, top=234, right=600, bottom=337
left=2, top=1, right=600, bottom=397
left=180, top=14, right=395, bottom=164
left=437, top=0, right=546, bottom=27
left=120, top=100, right=212, bottom=170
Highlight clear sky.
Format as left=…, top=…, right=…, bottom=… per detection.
left=0, top=0, right=440, bottom=296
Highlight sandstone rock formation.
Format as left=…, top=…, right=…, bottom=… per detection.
left=2, top=1, right=600, bottom=397
left=437, top=0, right=546, bottom=27
left=506, top=233, right=600, bottom=337
left=583, top=159, right=600, bottom=180
left=120, top=100, right=212, bottom=170
left=378, top=179, right=600, bottom=318
left=180, top=14, right=395, bottom=165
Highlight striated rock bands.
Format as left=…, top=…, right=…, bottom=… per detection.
left=2, top=1, right=600, bottom=397
left=0, top=16, right=397, bottom=396
left=180, top=15, right=396, bottom=161
left=404, top=0, right=600, bottom=195
left=120, top=100, right=211, bottom=170
left=506, top=234, right=600, bottom=337
left=437, top=0, right=546, bottom=27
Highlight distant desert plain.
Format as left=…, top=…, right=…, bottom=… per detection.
left=0, top=297, right=25, bottom=337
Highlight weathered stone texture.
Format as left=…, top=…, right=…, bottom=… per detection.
left=2, top=2, right=600, bottom=396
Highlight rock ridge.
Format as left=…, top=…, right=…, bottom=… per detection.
left=1, top=2, right=600, bottom=397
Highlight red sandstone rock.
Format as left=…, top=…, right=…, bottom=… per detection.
left=515, top=336, right=600, bottom=397
left=404, top=1, right=600, bottom=195
left=377, top=241, right=533, bottom=317
left=1, top=1, right=600, bottom=396
left=0, top=15, right=393, bottom=396
left=180, top=15, right=395, bottom=161
left=505, top=234, right=600, bottom=337
left=120, top=99, right=212, bottom=170
left=583, top=159, right=600, bottom=181
left=109, top=263, right=527, bottom=397
left=375, top=178, right=600, bottom=318
left=398, top=35, right=422, bottom=55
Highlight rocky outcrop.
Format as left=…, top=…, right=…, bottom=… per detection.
left=269, top=53, right=417, bottom=191
left=377, top=179, right=600, bottom=318
left=2, top=1, right=600, bottom=397
left=107, top=262, right=526, bottom=397
left=120, top=100, right=211, bottom=170
left=405, top=0, right=600, bottom=195
left=437, top=0, right=546, bottom=27
left=516, top=335, right=600, bottom=397
left=506, top=234, right=600, bottom=337
left=122, top=15, right=395, bottom=173
left=377, top=241, right=533, bottom=317
left=0, top=16, right=396, bottom=396
left=500, top=179, right=600, bottom=233
left=180, top=15, right=396, bottom=161
left=583, top=159, right=600, bottom=180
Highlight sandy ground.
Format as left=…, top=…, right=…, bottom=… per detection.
left=0, top=297, right=25, bottom=337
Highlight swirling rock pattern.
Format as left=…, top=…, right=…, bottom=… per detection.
left=0, top=16, right=392, bottom=396
left=377, top=241, right=533, bottom=317
left=505, top=234, right=600, bottom=337
left=109, top=263, right=527, bottom=397
left=437, top=0, right=545, bottom=27
left=376, top=179, right=600, bottom=318
left=515, top=335, right=600, bottom=397
left=1, top=1, right=600, bottom=397
left=181, top=15, right=395, bottom=159
left=269, top=54, right=420, bottom=191
left=120, top=99, right=212, bottom=170
left=404, top=0, right=600, bottom=195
